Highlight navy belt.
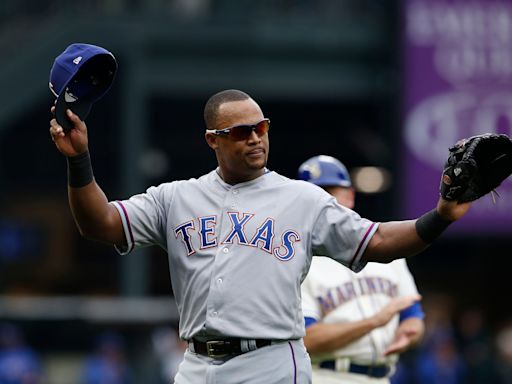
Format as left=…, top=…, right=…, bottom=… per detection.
left=319, top=360, right=391, bottom=378
left=191, top=338, right=272, bottom=359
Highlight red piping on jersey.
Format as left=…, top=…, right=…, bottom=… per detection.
left=116, top=201, right=135, bottom=253
left=349, top=222, right=376, bottom=270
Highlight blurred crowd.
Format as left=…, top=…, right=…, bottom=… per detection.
left=1, top=293, right=512, bottom=384
left=391, top=294, right=512, bottom=384
left=0, top=324, right=187, bottom=384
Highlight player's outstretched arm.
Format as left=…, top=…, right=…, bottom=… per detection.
left=304, top=295, right=420, bottom=354
left=49, top=108, right=125, bottom=246
left=362, top=198, right=471, bottom=263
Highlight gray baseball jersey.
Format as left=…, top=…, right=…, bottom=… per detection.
left=112, top=169, right=378, bottom=341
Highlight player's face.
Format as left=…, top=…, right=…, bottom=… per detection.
left=324, top=186, right=355, bottom=209
left=206, top=98, right=270, bottom=184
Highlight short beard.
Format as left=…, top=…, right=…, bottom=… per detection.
left=247, top=158, right=267, bottom=170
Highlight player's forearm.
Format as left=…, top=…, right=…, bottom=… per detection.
left=68, top=182, right=125, bottom=245
left=363, top=220, right=429, bottom=263
left=304, top=318, right=380, bottom=355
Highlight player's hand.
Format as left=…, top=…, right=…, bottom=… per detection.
left=49, top=107, right=89, bottom=157
left=372, top=294, right=421, bottom=328
left=436, top=198, right=471, bottom=221
left=383, top=318, right=423, bottom=356
left=382, top=330, right=418, bottom=356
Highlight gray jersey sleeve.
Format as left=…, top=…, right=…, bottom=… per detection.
left=112, top=183, right=171, bottom=254
left=311, top=193, right=378, bottom=273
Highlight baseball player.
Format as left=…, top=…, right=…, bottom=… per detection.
left=298, top=156, right=425, bottom=384
left=49, top=88, right=471, bottom=384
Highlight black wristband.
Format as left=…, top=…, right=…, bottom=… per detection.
left=415, top=209, right=453, bottom=243
left=67, top=150, right=94, bottom=188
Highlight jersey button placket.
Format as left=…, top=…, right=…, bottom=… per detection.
left=210, top=248, right=228, bottom=321
left=207, top=188, right=237, bottom=325
left=230, top=188, right=238, bottom=210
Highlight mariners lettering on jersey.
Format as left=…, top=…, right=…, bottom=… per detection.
left=173, top=211, right=300, bottom=260
left=317, top=276, right=398, bottom=315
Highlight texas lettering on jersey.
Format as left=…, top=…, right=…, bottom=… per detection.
left=174, top=211, right=301, bottom=261
left=317, top=276, right=398, bottom=316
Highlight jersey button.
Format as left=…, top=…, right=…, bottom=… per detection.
left=212, top=311, right=218, bottom=317
left=233, top=189, right=239, bottom=195
left=217, top=278, right=223, bottom=284
left=222, top=248, right=229, bottom=254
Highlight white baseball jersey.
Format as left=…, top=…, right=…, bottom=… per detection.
left=112, top=169, right=378, bottom=341
left=301, top=257, right=420, bottom=366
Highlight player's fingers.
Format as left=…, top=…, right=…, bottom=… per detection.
left=409, top=294, right=421, bottom=303
left=50, top=105, right=56, bottom=115
left=66, top=109, right=78, bottom=121
left=400, top=294, right=421, bottom=309
left=390, top=294, right=421, bottom=312
left=401, top=328, right=420, bottom=338
left=399, top=294, right=421, bottom=305
left=66, top=109, right=82, bottom=127
left=66, top=109, right=86, bottom=132
left=383, top=335, right=409, bottom=356
left=49, top=119, right=65, bottom=139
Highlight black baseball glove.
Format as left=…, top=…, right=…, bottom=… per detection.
left=440, top=133, right=512, bottom=202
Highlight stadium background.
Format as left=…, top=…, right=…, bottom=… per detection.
left=0, top=0, right=511, bottom=382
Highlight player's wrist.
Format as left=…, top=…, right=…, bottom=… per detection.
left=67, top=150, right=94, bottom=188
left=415, top=208, right=453, bottom=243
left=369, top=312, right=386, bottom=328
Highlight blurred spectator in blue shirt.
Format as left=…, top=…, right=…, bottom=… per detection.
left=0, top=322, right=42, bottom=384
left=81, top=332, right=132, bottom=384
left=415, top=327, right=467, bottom=384
left=456, top=308, right=498, bottom=383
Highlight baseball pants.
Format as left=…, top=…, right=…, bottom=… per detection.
left=174, top=339, right=312, bottom=384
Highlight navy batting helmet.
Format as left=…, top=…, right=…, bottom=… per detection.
left=298, top=155, right=352, bottom=187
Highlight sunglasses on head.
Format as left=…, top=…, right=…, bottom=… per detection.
left=206, top=118, right=270, bottom=141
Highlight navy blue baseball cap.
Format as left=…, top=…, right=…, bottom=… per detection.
left=298, top=155, right=352, bottom=187
left=49, top=43, right=117, bottom=131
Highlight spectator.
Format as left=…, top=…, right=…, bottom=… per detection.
left=81, top=332, right=132, bottom=384
left=456, top=307, right=497, bottom=383
left=299, top=155, right=425, bottom=384
left=0, top=322, right=42, bottom=384
left=415, top=327, right=467, bottom=384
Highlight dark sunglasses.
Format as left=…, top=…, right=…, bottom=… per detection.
left=206, top=118, right=270, bottom=141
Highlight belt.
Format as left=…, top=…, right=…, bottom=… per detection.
left=190, top=338, right=273, bottom=359
left=319, top=360, right=391, bottom=378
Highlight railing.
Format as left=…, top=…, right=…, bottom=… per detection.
left=0, top=295, right=178, bottom=322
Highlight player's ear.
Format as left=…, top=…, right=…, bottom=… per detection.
left=205, top=132, right=219, bottom=150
